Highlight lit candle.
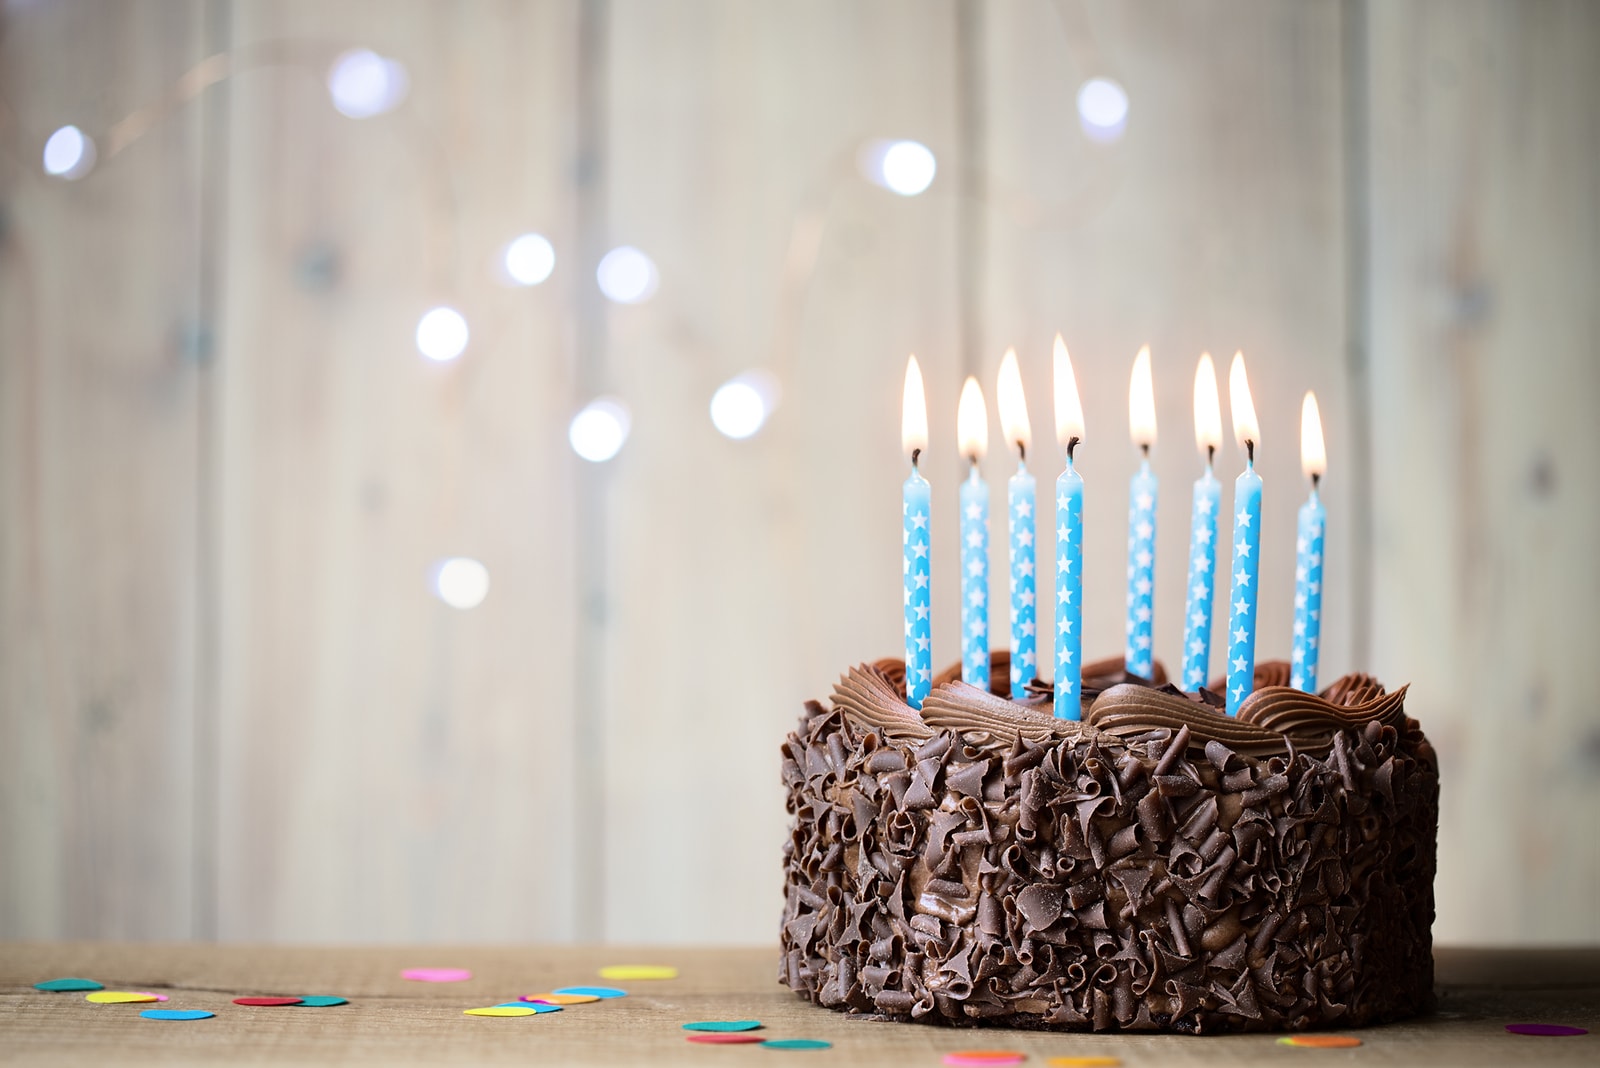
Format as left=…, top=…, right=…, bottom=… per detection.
left=995, top=348, right=1036, bottom=699
left=1292, top=391, right=1327, bottom=692
left=957, top=377, right=991, bottom=688
left=1052, top=336, right=1085, bottom=718
left=1181, top=353, right=1223, bottom=691
left=902, top=355, right=932, bottom=709
left=1225, top=352, right=1262, bottom=716
left=1125, top=345, right=1158, bottom=679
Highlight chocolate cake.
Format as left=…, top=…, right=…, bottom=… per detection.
left=779, top=653, right=1437, bottom=1034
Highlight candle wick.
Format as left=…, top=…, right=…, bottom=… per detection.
left=1311, top=472, right=1321, bottom=492
left=1016, top=440, right=1026, bottom=462
left=1141, top=443, right=1150, bottom=459
left=1246, top=439, right=1255, bottom=465
left=911, top=447, right=922, bottom=470
left=1067, top=436, right=1080, bottom=463
left=1207, top=444, right=1215, bottom=467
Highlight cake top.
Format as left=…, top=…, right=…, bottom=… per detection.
left=829, top=653, right=1409, bottom=758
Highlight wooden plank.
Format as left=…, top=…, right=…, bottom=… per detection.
left=211, top=0, right=581, bottom=941
left=1, top=943, right=1597, bottom=1065
left=0, top=0, right=208, bottom=940
left=982, top=3, right=1352, bottom=690
left=597, top=0, right=966, bottom=943
left=1362, top=0, right=1600, bottom=943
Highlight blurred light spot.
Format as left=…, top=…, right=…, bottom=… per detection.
left=504, top=232, right=555, bottom=286
left=328, top=49, right=409, bottom=119
left=1077, top=77, right=1129, bottom=142
left=596, top=246, right=658, bottom=304
left=710, top=369, right=782, bottom=440
left=861, top=140, right=936, bottom=196
left=432, top=557, right=490, bottom=610
left=569, top=397, right=631, bottom=462
left=43, top=125, right=95, bottom=179
left=416, top=306, right=469, bottom=362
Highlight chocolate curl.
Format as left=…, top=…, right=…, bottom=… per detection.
left=874, top=989, right=915, bottom=1014
left=1136, top=790, right=1172, bottom=843
left=1154, top=725, right=1191, bottom=776
left=1015, top=883, right=1064, bottom=932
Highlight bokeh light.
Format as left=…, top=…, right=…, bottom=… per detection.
left=432, top=557, right=490, bottom=610
left=859, top=139, right=936, bottom=196
left=710, top=370, right=782, bottom=440
left=1077, top=77, right=1129, bottom=142
left=415, top=306, right=469, bottom=362
left=42, top=125, right=95, bottom=180
left=596, top=246, right=658, bottom=304
left=504, top=232, right=556, bottom=286
left=569, top=397, right=632, bottom=462
left=328, top=49, right=410, bottom=119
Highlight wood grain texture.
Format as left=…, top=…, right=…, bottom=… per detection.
left=1, top=943, right=1597, bottom=1066
left=1362, top=0, right=1600, bottom=943
left=0, top=0, right=209, bottom=940
left=211, top=0, right=582, bottom=942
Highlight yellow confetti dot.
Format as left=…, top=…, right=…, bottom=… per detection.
left=86, top=991, right=160, bottom=1004
left=598, top=964, right=678, bottom=981
left=464, top=1005, right=539, bottom=1017
left=1047, top=1059, right=1122, bottom=1067
left=523, top=992, right=600, bottom=1005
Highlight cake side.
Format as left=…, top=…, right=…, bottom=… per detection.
left=779, top=658, right=1438, bottom=1033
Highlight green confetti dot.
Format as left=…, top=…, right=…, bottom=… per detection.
left=295, top=996, right=349, bottom=1007
left=762, top=1039, right=832, bottom=1050
left=35, top=978, right=103, bottom=992
left=684, top=1020, right=763, bottom=1032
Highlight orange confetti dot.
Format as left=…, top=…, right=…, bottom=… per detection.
left=522, top=992, right=600, bottom=1005
left=1277, top=1034, right=1363, bottom=1048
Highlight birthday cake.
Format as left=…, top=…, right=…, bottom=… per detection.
left=778, top=653, right=1437, bottom=1034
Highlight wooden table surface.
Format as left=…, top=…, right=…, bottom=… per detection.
left=1, top=944, right=1595, bottom=1066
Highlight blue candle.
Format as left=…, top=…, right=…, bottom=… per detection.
left=1052, top=336, right=1085, bottom=718
left=996, top=349, right=1036, bottom=699
left=1224, top=353, right=1262, bottom=716
left=957, top=377, right=991, bottom=688
left=1124, top=346, right=1158, bottom=679
left=1181, top=353, right=1223, bottom=691
left=901, top=356, right=931, bottom=709
left=1291, top=391, right=1327, bottom=692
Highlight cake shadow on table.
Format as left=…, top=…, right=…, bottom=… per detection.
left=779, top=652, right=1438, bottom=1034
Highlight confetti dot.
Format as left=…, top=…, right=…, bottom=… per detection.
left=1506, top=1023, right=1588, bottom=1037
left=35, top=978, right=103, bottom=992
left=402, top=967, right=472, bottom=983
left=295, top=996, right=348, bottom=1007
left=555, top=985, right=627, bottom=999
left=523, top=992, right=600, bottom=1005
left=133, top=993, right=169, bottom=1002
left=234, top=997, right=304, bottom=1006
left=465, top=1005, right=539, bottom=1017
left=685, top=1020, right=763, bottom=1032
left=689, top=1034, right=766, bottom=1045
left=598, top=964, right=676, bottom=981
left=944, top=1053, right=1026, bottom=1067
left=1277, top=1035, right=1363, bottom=1048
left=86, top=991, right=159, bottom=1004
left=141, top=1009, right=214, bottom=1021
left=498, top=1002, right=561, bottom=1013
left=1047, top=1059, right=1121, bottom=1067
left=762, top=1039, right=833, bottom=1051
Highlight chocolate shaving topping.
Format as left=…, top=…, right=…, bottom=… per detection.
left=780, top=654, right=1437, bottom=1034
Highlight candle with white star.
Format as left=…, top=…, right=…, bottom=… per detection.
left=1052, top=336, right=1085, bottom=719
left=957, top=377, right=991, bottom=688
left=902, top=355, right=932, bottom=709
left=996, top=348, right=1036, bottom=699
left=1181, top=353, right=1223, bottom=691
left=1125, top=346, right=1158, bottom=678
left=1291, top=391, right=1327, bottom=692
left=1225, top=352, right=1262, bottom=716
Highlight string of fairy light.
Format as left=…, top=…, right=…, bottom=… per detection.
left=38, top=45, right=1130, bottom=612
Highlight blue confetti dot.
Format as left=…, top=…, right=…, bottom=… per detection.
left=141, top=1009, right=214, bottom=1021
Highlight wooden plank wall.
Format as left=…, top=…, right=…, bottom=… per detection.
left=0, top=0, right=1595, bottom=946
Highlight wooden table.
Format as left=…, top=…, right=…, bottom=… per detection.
left=2, top=944, right=1595, bottom=1065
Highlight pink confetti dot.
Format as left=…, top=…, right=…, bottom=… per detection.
left=401, top=967, right=472, bottom=983
left=1506, top=1023, right=1587, bottom=1037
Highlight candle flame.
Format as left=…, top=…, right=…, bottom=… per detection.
left=1193, top=352, right=1222, bottom=457
left=995, top=347, right=1032, bottom=456
left=1301, top=391, right=1326, bottom=480
left=901, top=354, right=928, bottom=460
left=957, top=376, right=988, bottom=462
left=1128, top=344, right=1156, bottom=449
left=1052, top=335, right=1084, bottom=452
left=1229, top=351, right=1260, bottom=454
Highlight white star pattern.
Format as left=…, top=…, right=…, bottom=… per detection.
left=1021, top=621, right=1035, bottom=637
left=1020, top=590, right=1035, bottom=607
left=912, top=513, right=928, bottom=529
left=1235, top=540, right=1251, bottom=558
left=1236, top=510, right=1253, bottom=527
left=1234, top=597, right=1250, bottom=615
left=1019, top=560, right=1034, bottom=578
left=968, top=559, right=983, bottom=577
left=1014, top=498, right=1032, bottom=518
left=1017, top=529, right=1034, bottom=548
left=966, top=502, right=983, bottom=520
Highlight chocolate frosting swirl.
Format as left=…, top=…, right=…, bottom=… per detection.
left=834, top=652, right=1408, bottom=757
